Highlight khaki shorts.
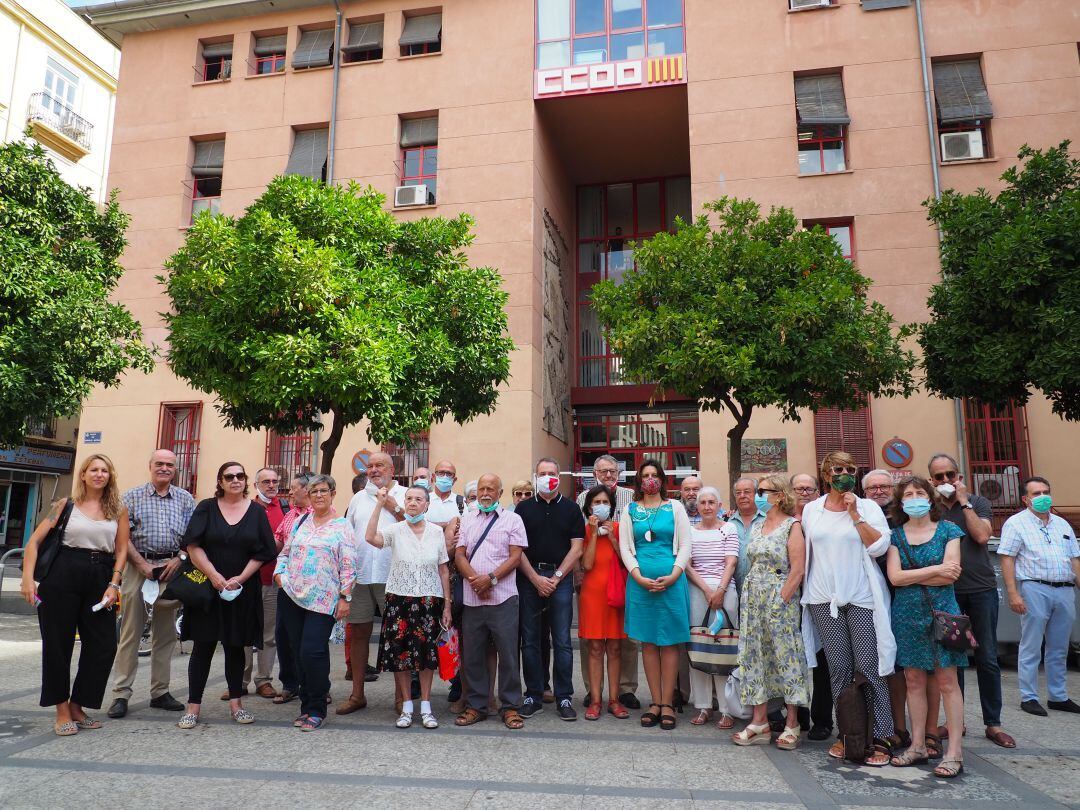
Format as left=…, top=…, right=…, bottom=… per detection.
left=347, top=583, right=386, bottom=624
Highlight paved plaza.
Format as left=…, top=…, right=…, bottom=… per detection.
left=0, top=612, right=1078, bottom=809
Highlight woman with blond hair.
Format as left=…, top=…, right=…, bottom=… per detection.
left=801, top=451, right=896, bottom=766
left=21, top=454, right=129, bottom=736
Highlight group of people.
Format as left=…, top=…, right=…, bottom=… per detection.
left=19, top=446, right=1080, bottom=779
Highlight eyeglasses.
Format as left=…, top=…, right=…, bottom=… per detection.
left=864, top=484, right=892, bottom=492
left=259, top=479, right=279, bottom=486
left=793, top=486, right=817, bottom=494
left=512, top=491, right=533, bottom=497
left=222, top=472, right=247, bottom=482
left=756, top=488, right=778, bottom=496
left=931, top=471, right=958, bottom=483
left=309, top=488, right=332, bottom=497
left=594, top=468, right=619, bottom=476
left=829, top=466, right=858, bottom=476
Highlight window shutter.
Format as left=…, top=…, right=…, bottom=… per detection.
left=201, top=41, right=233, bottom=59
left=861, top=0, right=911, bottom=9
left=399, top=13, right=442, bottom=47
left=342, top=21, right=384, bottom=53
left=253, top=34, right=287, bottom=56
left=191, top=139, right=225, bottom=176
left=293, top=29, right=335, bottom=68
left=285, top=129, right=329, bottom=179
left=814, top=403, right=873, bottom=469
left=794, top=74, right=850, bottom=125
left=932, top=60, right=993, bottom=123
left=400, top=117, right=439, bottom=148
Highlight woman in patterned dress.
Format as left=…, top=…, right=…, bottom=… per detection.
left=732, top=474, right=809, bottom=750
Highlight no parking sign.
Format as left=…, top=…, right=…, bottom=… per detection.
left=882, top=438, right=913, bottom=469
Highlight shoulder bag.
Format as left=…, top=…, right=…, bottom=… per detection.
left=687, top=605, right=739, bottom=675
left=33, top=500, right=76, bottom=582
left=161, top=558, right=217, bottom=612
left=896, top=531, right=977, bottom=655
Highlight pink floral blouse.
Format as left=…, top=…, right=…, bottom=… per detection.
left=274, top=515, right=356, bottom=616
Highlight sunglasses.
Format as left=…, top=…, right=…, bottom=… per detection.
left=829, top=466, right=858, bottom=476
left=931, top=471, right=958, bottom=482
left=756, top=488, right=778, bottom=496
left=512, top=491, right=533, bottom=497
left=221, top=472, right=247, bottom=482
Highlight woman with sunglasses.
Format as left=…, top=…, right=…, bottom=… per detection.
left=732, top=475, right=808, bottom=749
left=509, top=480, right=534, bottom=511
left=177, top=462, right=276, bottom=729
left=800, top=451, right=896, bottom=766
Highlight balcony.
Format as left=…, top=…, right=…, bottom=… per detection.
left=27, top=92, right=93, bottom=161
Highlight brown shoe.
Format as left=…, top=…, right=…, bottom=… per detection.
left=255, top=683, right=278, bottom=699
left=542, top=690, right=555, bottom=704
left=335, top=695, right=367, bottom=715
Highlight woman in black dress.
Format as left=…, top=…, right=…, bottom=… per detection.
left=177, top=462, right=276, bottom=729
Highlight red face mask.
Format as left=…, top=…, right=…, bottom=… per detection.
left=641, top=478, right=662, bottom=495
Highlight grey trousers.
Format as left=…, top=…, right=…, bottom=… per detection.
left=462, top=597, right=522, bottom=713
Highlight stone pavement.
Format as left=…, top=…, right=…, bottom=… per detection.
left=0, top=612, right=1078, bottom=809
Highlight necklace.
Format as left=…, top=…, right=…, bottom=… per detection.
left=633, top=501, right=663, bottom=542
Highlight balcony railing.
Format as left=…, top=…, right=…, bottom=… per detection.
left=27, top=92, right=93, bottom=151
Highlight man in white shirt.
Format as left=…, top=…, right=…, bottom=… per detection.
left=336, top=451, right=408, bottom=715
left=427, top=460, right=465, bottom=527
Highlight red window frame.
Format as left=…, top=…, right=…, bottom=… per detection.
left=201, top=57, right=230, bottom=81
left=400, top=144, right=437, bottom=204
left=191, top=176, right=221, bottom=223
left=265, top=431, right=314, bottom=495
left=255, top=54, right=286, bottom=74
left=813, top=396, right=874, bottom=482
left=963, top=399, right=1030, bottom=530
left=383, top=433, right=430, bottom=487
left=344, top=47, right=383, bottom=64
left=402, top=40, right=440, bottom=57
left=798, top=123, right=847, bottom=175
left=157, top=403, right=202, bottom=495
left=805, top=218, right=855, bottom=263
left=535, top=0, right=686, bottom=69
left=938, top=119, right=991, bottom=160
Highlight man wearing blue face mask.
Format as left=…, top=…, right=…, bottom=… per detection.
left=999, top=476, right=1080, bottom=717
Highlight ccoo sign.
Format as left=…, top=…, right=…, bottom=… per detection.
left=535, top=55, right=686, bottom=98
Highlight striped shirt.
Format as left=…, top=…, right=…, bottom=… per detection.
left=689, top=524, right=741, bottom=579
left=123, top=483, right=195, bottom=557
left=456, top=506, right=528, bottom=607
left=276, top=505, right=314, bottom=548
left=998, top=509, right=1079, bottom=584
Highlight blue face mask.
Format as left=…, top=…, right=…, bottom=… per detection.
left=219, top=587, right=241, bottom=602
left=902, top=498, right=931, bottom=518
left=405, top=512, right=426, bottom=524
left=1031, top=494, right=1052, bottom=513
left=754, top=494, right=772, bottom=513
left=591, top=503, right=611, bottom=522
left=414, top=478, right=431, bottom=491
left=478, top=501, right=499, bottom=513
left=434, top=475, right=454, bottom=493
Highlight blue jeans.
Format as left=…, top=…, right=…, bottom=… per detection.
left=955, top=588, right=1003, bottom=726
left=1018, top=581, right=1076, bottom=703
left=519, top=572, right=574, bottom=703
left=277, top=593, right=336, bottom=718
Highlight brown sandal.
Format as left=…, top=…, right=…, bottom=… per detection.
left=863, top=742, right=892, bottom=767
left=985, top=729, right=1016, bottom=749
left=925, top=733, right=943, bottom=760
left=54, top=721, right=78, bottom=737
left=502, top=710, right=524, bottom=729
left=335, top=696, right=367, bottom=715
left=690, top=709, right=711, bottom=726
left=455, top=707, right=487, bottom=727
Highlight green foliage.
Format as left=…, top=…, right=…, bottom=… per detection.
left=162, top=175, right=514, bottom=470
left=589, top=197, right=915, bottom=485
left=920, top=142, right=1080, bottom=420
left=0, top=137, right=153, bottom=446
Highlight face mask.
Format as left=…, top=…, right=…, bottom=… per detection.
left=219, top=587, right=241, bottom=602
left=936, top=483, right=956, bottom=499
left=754, top=494, right=772, bottom=513
left=434, top=475, right=454, bottom=493
left=405, top=511, right=426, bottom=524
left=365, top=482, right=378, bottom=495
left=256, top=490, right=273, bottom=504
left=831, top=474, right=856, bottom=493
left=534, top=474, right=559, bottom=496
left=1031, top=494, right=1052, bottom=513
left=141, top=579, right=160, bottom=605
left=467, top=501, right=479, bottom=512
left=641, top=478, right=662, bottom=495
left=591, top=504, right=611, bottom=522
left=902, top=498, right=931, bottom=517
left=414, top=479, right=431, bottom=491
left=478, top=501, right=499, bottom=513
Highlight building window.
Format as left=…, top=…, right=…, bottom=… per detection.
left=343, top=19, right=384, bottom=63
left=266, top=431, right=314, bottom=493
left=576, top=176, right=690, bottom=388
left=190, top=138, right=224, bottom=222
left=399, top=12, right=442, bottom=56
left=285, top=128, right=329, bottom=182
left=252, top=33, right=287, bottom=74
left=199, top=39, right=233, bottom=81
left=932, top=58, right=993, bottom=161
left=813, top=397, right=873, bottom=480
left=24, top=417, right=58, bottom=439
left=790, top=0, right=835, bottom=8
left=43, top=57, right=78, bottom=112
left=795, top=73, right=849, bottom=175
left=399, top=116, right=438, bottom=204
left=536, top=0, right=684, bottom=69
left=293, top=28, right=335, bottom=70
left=383, top=434, right=429, bottom=487
left=158, top=403, right=202, bottom=495
left=963, top=399, right=1029, bottom=529
left=805, top=219, right=854, bottom=262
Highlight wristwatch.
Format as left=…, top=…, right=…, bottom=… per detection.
left=341, top=592, right=353, bottom=602
left=853, top=518, right=866, bottom=526
left=554, top=569, right=564, bottom=579
left=178, top=551, right=188, bottom=561
left=489, top=574, right=498, bottom=586
left=961, top=502, right=974, bottom=510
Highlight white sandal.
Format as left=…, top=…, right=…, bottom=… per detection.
left=396, top=711, right=413, bottom=729
left=732, top=722, right=772, bottom=746
left=776, top=725, right=801, bottom=750
left=421, top=712, right=438, bottom=729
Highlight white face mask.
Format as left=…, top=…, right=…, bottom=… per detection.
left=534, top=474, right=559, bottom=496
left=936, top=483, right=956, bottom=499
left=256, top=490, right=273, bottom=504
left=141, top=579, right=160, bottom=605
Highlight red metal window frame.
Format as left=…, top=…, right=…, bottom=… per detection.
left=383, top=433, right=430, bottom=487
left=535, top=0, right=686, bottom=69
left=401, top=41, right=441, bottom=57
left=157, top=402, right=202, bottom=495
left=797, top=124, right=847, bottom=175
left=255, top=54, right=286, bottom=74
left=191, top=176, right=221, bottom=224
left=813, top=396, right=874, bottom=478
left=805, top=218, right=856, bottom=263
left=400, top=144, right=437, bottom=203
left=265, top=431, right=314, bottom=495
left=201, top=57, right=229, bottom=81
left=938, top=119, right=991, bottom=159
left=963, top=399, right=1030, bottom=530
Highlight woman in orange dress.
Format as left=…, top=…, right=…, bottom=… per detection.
left=578, top=485, right=629, bottom=721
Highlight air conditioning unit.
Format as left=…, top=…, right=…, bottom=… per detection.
left=394, top=184, right=428, bottom=207
left=790, top=0, right=832, bottom=9
left=940, top=131, right=984, bottom=161
left=971, top=468, right=1020, bottom=508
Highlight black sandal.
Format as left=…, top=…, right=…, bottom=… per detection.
left=659, top=704, right=676, bottom=730
left=640, top=703, right=661, bottom=728
left=925, top=733, right=943, bottom=760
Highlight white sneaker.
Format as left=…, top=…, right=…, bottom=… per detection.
left=421, top=712, right=438, bottom=729
left=396, top=711, right=413, bottom=729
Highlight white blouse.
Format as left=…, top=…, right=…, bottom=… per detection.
left=379, top=520, right=449, bottom=598
left=802, top=508, right=875, bottom=610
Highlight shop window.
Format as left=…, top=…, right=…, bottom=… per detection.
left=536, top=0, right=684, bottom=69
left=400, top=12, right=442, bottom=56
left=932, top=58, right=993, bottom=161
left=158, top=403, right=202, bottom=495
left=795, top=73, right=849, bottom=175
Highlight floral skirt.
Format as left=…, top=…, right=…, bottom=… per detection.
left=377, top=593, right=443, bottom=673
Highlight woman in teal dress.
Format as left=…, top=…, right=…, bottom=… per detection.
left=618, top=459, right=692, bottom=730
left=885, top=475, right=967, bottom=779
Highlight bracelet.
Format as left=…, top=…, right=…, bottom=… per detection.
left=113, top=569, right=123, bottom=574
left=108, top=582, right=121, bottom=591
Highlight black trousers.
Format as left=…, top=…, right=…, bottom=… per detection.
left=37, top=547, right=118, bottom=709
left=187, top=641, right=245, bottom=704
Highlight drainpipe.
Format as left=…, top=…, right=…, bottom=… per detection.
left=915, top=0, right=968, bottom=478
left=326, top=1, right=343, bottom=184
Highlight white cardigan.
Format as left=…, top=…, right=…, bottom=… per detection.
left=618, top=499, right=693, bottom=574
left=800, top=495, right=896, bottom=678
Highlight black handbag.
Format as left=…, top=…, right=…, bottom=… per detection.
left=897, top=534, right=977, bottom=655
left=161, top=558, right=217, bottom=612
left=34, top=500, right=75, bottom=582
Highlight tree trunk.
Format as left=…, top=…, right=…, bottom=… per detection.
left=319, top=403, right=346, bottom=475
left=722, top=398, right=753, bottom=496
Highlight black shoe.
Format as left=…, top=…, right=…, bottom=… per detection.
left=107, top=698, right=128, bottom=719
left=582, top=692, right=591, bottom=708
left=557, top=699, right=578, bottom=721
left=618, top=692, right=640, bottom=710
left=410, top=674, right=421, bottom=700
left=796, top=707, right=812, bottom=731
left=150, top=692, right=184, bottom=711
left=364, top=672, right=379, bottom=683
left=447, top=678, right=462, bottom=704
left=767, top=708, right=785, bottom=733
left=808, top=725, right=832, bottom=741
left=1021, top=699, right=1048, bottom=716
left=1048, top=699, right=1080, bottom=714
left=519, top=698, right=543, bottom=718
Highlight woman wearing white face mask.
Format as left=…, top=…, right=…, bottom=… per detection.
left=366, top=485, right=452, bottom=729
left=578, top=485, right=629, bottom=721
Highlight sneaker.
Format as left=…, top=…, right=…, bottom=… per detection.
left=421, top=712, right=438, bottom=729
left=299, top=715, right=324, bottom=732
left=519, top=698, right=543, bottom=718
left=396, top=711, right=414, bottom=729
left=557, top=699, right=577, bottom=721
